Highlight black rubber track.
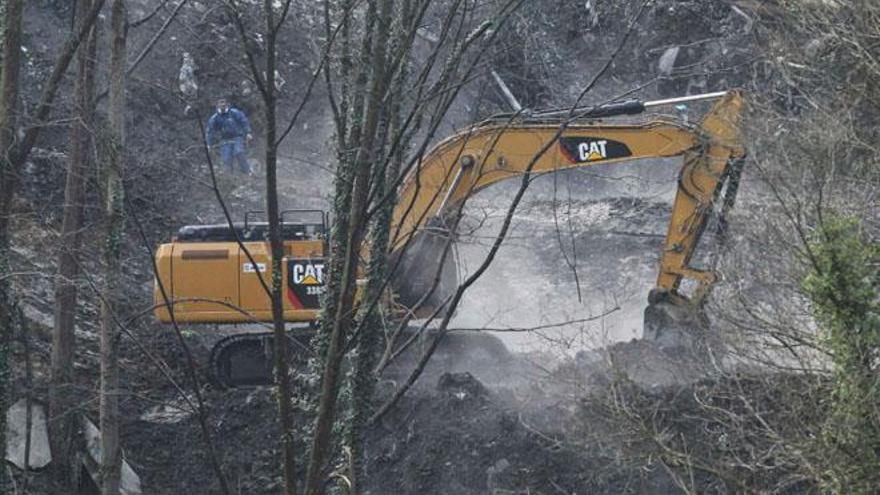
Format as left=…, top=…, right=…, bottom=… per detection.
left=209, top=330, right=313, bottom=388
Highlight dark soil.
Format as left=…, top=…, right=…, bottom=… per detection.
left=364, top=371, right=662, bottom=495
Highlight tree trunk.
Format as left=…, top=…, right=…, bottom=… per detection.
left=0, top=16, right=105, bottom=478
left=0, top=2, right=108, bottom=489
left=50, top=1, right=98, bottom=489
left=99, top=1, right=126, bottom=493
left=346, top=11, right=413, bottom=482
left=304, top=1, right=393, bottom=492
left=0, top=2, right=23, bottom=492
left=347, top=125, right=398, bottom=494
left=309, top=0, right=375, bottom=376
left=0, top=0, right=22, bottom=228
left=261, top=2, right=298, bottom=494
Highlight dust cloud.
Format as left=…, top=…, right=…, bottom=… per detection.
left=447, top=158, right=682, bottom=358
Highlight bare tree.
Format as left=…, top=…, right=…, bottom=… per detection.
left=221, top=2, right=527, bottom=491
left=49, top=1, right=99, bottom=489
left=225, top=1, right=300, bottom=492
left=0, top=0, right=105, bottom=220
left=0, top=2, right=24, bottom=491
left=98, top=1, right=127, bottom=492
left=304, top=1, right=395, bottom=492
left=304, top=1, right=531, bottom=491
left=261, top=2, right=298, bottom=491
left=0, top=4, right=103, bottom=489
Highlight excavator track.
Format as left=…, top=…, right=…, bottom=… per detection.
left=209, top=328, right=314, bottom=388
left=210, top=325, right=515, bottom=388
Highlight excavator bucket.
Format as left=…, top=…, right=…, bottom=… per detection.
left=597, top=299, right=722, bottom=387
left=390, top=220, right=459, bottom=317
left=643, top=291, right=712, bottom=351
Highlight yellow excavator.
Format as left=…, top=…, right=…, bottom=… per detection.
left=154, top=90, right=745, bottom=386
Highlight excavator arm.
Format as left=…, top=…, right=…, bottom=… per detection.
left=388, top=91, right=745, bottom=311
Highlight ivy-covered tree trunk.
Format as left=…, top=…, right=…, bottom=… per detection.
left=346, top=119, right=401, bottom=493
left=300, top=0, right=377, bottom=485
left=304, top=1, right=394, bottom=492
left=308, top=0, right=373, bottom=374
left=99, top=1, right=126, bottom=493
left=345, top=6, right=413, bottom=481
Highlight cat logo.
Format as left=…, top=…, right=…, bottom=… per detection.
left=292, top=262, right=324, bottom=286
left=559, top=137, right=632, bottom=164
left=287, top=258, right=326, bottom=309
left=578, top=140, right=608, bottom=161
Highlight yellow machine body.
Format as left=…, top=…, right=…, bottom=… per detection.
left=154, top=91, right=745, bottom=324
left=154, top=222, right=326, bottom=323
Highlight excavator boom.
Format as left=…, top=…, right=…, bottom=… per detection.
left=390, top=90, right=745, bottom=312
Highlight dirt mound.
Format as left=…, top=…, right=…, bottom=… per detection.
left=364, top=371, right=671, bottom=494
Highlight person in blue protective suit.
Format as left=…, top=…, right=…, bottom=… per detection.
left=206, top=98, right=254, bottom=174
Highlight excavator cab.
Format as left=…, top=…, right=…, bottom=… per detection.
left=153, top=209, right=328, bottom=324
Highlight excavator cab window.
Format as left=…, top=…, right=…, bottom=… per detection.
left=280, top=209, right=326, bottom=241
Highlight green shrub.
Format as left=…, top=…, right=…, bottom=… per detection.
left=803, top=217, right=880, bottom=494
